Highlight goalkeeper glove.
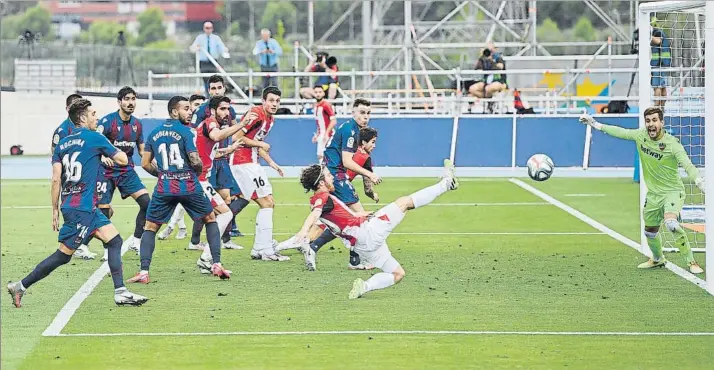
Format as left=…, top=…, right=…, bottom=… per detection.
left=695, top=177, right=706, bottom=193
left=579, top=113, right=603, bottom=130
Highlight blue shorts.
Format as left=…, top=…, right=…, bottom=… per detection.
left=210, top=160, right=241, bottom=196
left=58, top=209, right=111, bottom=249
left=651, top=70, right=668, bottom=87
left=98, top=170, right=146, bottom=205
left=331, top=176, right=359, bottom=205
left=146, top=191, right=214, bottom=225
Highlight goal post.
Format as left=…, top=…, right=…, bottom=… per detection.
left=637, top=1, right=712, bottom=293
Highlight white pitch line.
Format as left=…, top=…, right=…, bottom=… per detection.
left=264, top=232, right=606, bottom=236
left=46, top=330, right=714, bottom=338
left=509, top=179, right=708, bottom=291
left=42, top=248, right=131, bottom=337
left=2, top=202, right=551, bottom=210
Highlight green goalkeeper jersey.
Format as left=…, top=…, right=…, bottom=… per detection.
left=601, top=124, right=700, bottom=194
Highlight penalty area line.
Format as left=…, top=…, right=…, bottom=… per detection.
left=509, top=178, right=708, bottom=291
left=46, top=330, right=714, bottom=338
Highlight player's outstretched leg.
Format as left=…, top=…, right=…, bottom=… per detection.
left=349, top=248, right=404, bottom=299
left=638, top=227, right=667, bottom=269
left=98, top=226, right=148, bottom=306
left=188, top=219, right=206, bottom=250
left=7, top=248, right=73, bottom=308
left=221, top=197, right=249, bottom=250
left=204, top=217, right=230, bottom=280
left=664, top=218, right=703, bottom=274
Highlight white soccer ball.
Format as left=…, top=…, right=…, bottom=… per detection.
left=527, top=154, right=554, bottom=182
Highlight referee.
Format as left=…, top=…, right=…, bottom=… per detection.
left=190, top=21, right=229, bottom=95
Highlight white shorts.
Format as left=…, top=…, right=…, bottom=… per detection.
left=316, top=133, right=328, bottom=157
left=352, top=203, right=405, bottom=271
left=199, top=181, right=226, bottom=208
left=230, top=163, right=273, bottom=200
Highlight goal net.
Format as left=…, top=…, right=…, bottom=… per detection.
left=638, top=1, right=713, bottom=290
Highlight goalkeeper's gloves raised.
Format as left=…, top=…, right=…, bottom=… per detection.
left=695, top=177, right=706, bottom=193
left=579, top=113, right=602, bottom=130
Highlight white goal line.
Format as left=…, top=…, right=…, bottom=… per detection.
left=45, top=330, right=714, bottom=338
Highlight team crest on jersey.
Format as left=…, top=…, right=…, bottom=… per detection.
left=132, top=125, right=138, bottom=132
left=659, top=143, right=666, bottom=151
left=53, top=134, right=60, bottom=145
left=347, top=137, right=354, bottom=148
left=96, top=125, right=104, bottom=133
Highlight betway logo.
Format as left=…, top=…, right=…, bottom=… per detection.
left=640, top=145, right=663, bottom=160
left=113, top=140, right=136, bottom=148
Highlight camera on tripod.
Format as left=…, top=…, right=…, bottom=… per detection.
left=17, top=29, right=41, bottom=59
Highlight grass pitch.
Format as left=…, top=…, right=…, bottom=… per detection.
left=2, top=177, right=713, bottom=369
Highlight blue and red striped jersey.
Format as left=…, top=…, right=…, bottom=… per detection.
left=191, top=100, right=236, bottom=160
left=51, top=127, right=119, bottom=211
left=97, top=111, right=144, bottom=177
left=51, top=117, right=75, bottom=150
left=325, top=118, right=360, bottom=180
left=145, top=119, right=200, bottom=196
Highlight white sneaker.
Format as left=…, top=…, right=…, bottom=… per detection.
left=222, top=240, right=244, bottom=250
left=250, top=249, right=290, bottom=262
left=157, top=226, right=173, bottom=240
left=187, top=241, right=207, bottom=250
left=302, top=245, right=316, bottom=271
left=123, top=236, right=140, bottom=253
left=348, top=278, right=366, bottom=299
left=197, top=256, right=213, bottom=272
left=114, top=287, right=149, bottom=306
left=175, top=228, right=188, bottom=240
left=101, top=249, right=109, bottom=262
left=74, top=245, right=97, bottom=260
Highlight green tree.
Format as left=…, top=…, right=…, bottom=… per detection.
left=0, top=14, right=23, bottom=39
left=78, top=21, right=131, bottom=45
left=143, top=39, right=177, bottom=50
left=1, top=4, right=53, bottom=39
left=136, top=7, right=167, bottom=46
left=573, top=16, right=597, bottom=41
left=536, top=18, right=564, bottom=43
left=260, top=0, right=296, bottom=31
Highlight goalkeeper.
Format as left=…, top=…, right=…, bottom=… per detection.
left=580, top=107, right=704, bottom=274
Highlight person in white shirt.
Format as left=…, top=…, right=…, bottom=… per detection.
left=190, top=21, right=229, bottom=94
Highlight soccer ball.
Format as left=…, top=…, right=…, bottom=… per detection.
left=527, top=154, right=554, bottom=182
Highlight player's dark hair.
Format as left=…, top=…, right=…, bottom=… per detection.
left=360, top=127, right=378, bottom=145
left=189, top=94, right=206, bottom=103
left=353, top=98, right=371, bottom=108
left=68, top=99, right=92, bottom=126
left=300, top=164, right=324, bottom=192
left=209, top=95, right=231, bottom=111
left=167, top=96, right=188, bottom=116
left=262, top=86, right=282, bottom=100
left=65, top=93, right=83, bottom=108
left=207, top=75, right=224, bottom=86
left=643, top=106, right=664, bottom=122
left=117, top=86, right=137, bottom=100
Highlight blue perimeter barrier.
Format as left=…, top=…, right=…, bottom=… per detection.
left=135, top=115, right=702, bottom=169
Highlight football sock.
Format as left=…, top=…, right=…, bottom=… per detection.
left=105, top=235, right=125, bottom=289
left=134, top=194, right=151, bottom=239
left=364, top=273, right=396, bottom=292
left=139, top=230, right=157, bottom=271
left=411, top=179, right=450, bottom=209
left=205, top=221, right=222, bottom=264
left=672, top=227, right=695, bottom=264
left=254, top=208, right=274, bottom=252
left=310, top=229, right=336, bottom=253
left=646, top=233, right=664, bottom=261
left=216, top=211, right=232, bottom=236
left=191, top=220, right=204, bottom=245
left=21, top=250, right=72, bottom=289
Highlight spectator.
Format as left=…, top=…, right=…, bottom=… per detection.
left=467, top=43, right=508, bottom=113
left=299, top=52, right=339, bottom=100
left=253, top=29, right=283, bottom=90
left=650, top=17, right=671, bottom=108
left=190, top=21, right=229, bottom=95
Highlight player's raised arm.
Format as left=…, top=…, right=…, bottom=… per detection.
left=579, top=113, right=638, bottom=141
left=342, top=151, right=380, bottom=185
left=295, top=208, right=323, bottom=242
left=673, top=142, right=705, bottom=192
left=258, top=147, right=283, bottom=177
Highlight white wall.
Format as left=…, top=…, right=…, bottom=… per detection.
left=0, top=92, right=156, bottom=155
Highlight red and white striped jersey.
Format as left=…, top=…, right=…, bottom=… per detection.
left=315, top=100, right=335, bottom=137
left=195, top=116, right=221, bottom=181
left=309, top=191, right=367, bottom=246
left=232, top=106, right=274, bottom=165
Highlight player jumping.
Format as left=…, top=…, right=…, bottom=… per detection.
left=8, top=99, right=148, bottom=307
left=127, top=96, right=232, bottom=284
left=288, top=159, right=458, bottom=297
left=158, top=94, right=206, bottom=241
left=312, top=85, right=337, bottom=163
left=231, top=86, right=287, bottom=261
left=310, top=98, right=382, bottom=270
left=96, top=86, right=150, bottom=259
left=50, top=93, right=97, bottom=260
left=580, top=108, right=704, bottom=274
